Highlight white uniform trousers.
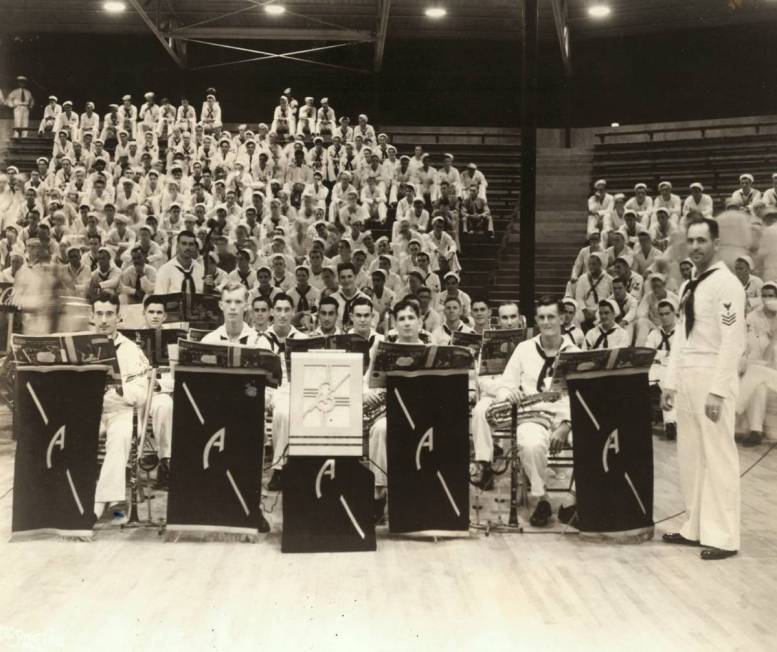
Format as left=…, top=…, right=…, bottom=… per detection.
left=472, top=395, right=495, bottom=462
left=650, top=365, right=676, bottom=424
left=95, top=409, right=134, bottom=504
left=14, top=106, right=30, bottom=133
left=268, top=386, right=290, bottom=471
left=150, top=392, right=173, bottom=458
left=368, top=416, right=387, bottom=487
left=676, top=368, right=741, bottom=551
left=515, top=421, right=550, bottom=498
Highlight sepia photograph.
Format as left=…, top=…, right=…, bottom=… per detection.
left=1, top=1, right=776, bottom=650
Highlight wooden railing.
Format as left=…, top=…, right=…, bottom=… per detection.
left=595, top=118, right=777, bottom=145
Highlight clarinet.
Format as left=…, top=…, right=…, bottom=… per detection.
left=126, top=406, right=141, bottom=525
left=508, top=403, right=520, bottom=527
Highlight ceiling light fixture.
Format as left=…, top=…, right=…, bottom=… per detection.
left=103, top=1, right=127, bottom=13
left=588, top=4, right=612, bottom=19
left=265, top=4, right=286, bottom=16
left=425, top=6, right=447, bottom=19
left=610, top=122, right=620, bottom=128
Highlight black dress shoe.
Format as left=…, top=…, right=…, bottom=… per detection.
left=154, top=457, right=170, bottom=490
left=373, top=496, right=387, bottom=526
left=473, top=464, right=495, bottom=491
left=257, top=512, right=270, bottom=533
left=267, top=470, right=283, bottom=492
left=742, top=431, right=763, bottom=447
left=664, top=423, right=677, bottom=441
left=701, top=547, right=738, bottom=560
left=529, top=499, right=552, bottom=527
left=662, top=532, right=701, bottom=546
left=557, top=503, right=578, bottom=525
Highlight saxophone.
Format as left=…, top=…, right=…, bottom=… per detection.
left=485, top=391, right=562, bottom=429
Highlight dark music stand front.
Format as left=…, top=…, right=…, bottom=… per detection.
left=555, top=347, right=657, bottom=542
left=11, top=365, right=109, bottom=539
left=372, top=343, right=474, bottom=536
left=166, top=342, right=281, bottom=537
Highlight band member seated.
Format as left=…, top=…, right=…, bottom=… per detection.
left=645, top=297, right=678, bottom=440
left=91, top=291, right=151, bottom=523
left=140, top=295, right=175, bottom=488
left=256, top=293, right=306, bottom=491
left=584, top=299, right=630, bottom=350
left=308, top=296, right=339, bottom=336
left=431, top=295, right=475, bottom=345
left=560, top=297, right=585, bottom=348
left=250, top=295, right=272, bottom=335
left=368, top=298, right=426, bottom=524
left=471, top=301, right=523, bottom=490
left=609, top=277, right=638, bottom=344
left=473, top=296, right=577, bottom=527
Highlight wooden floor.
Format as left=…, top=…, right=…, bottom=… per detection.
left=1, top=409, right=776, bottom=652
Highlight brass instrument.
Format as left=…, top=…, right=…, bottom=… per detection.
left=485, top=391, right=561, bottom=429
left=123, top=368, right=157, bottom=527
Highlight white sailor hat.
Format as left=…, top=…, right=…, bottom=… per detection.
left=762, top=281, right=777, bottom=294
left=614, top=253, right=633, bottom=266
left=114, top=214, right=130, bottom=225
left=444, top=271, right=460, bottom=282
left=431, top=216, right=446, bottom=225
left=36, top=156, right=49, bottom=164
left=443, top=153, right=454, bottom=160
left=736, top=254, right=754, bottom=269
left=637, top=227, right=651, bottom=237
left=371, top=268, right=388, bottom=280
left=313, top=135, right=324, bottom=144
left=400, top=155, right=411, bottom=162
left=467, top=162, right=478, bottom=170
left=679, top=258, right=694, bottom=268
left=412, top=196, right=425, bottom=204
left=634, top=182, right=648, bottom=191
left=271, top=253, right=286, bottom=263
left=108, top=103, right=119, bottom=109
left=144, top=92, right=154, bottom=99
left=589, top=251, right=608, bottom=265
left=623, top=209, right=637, bottom=218
left=6, top=165, right=19, bottom=174
left=740, top=173, right=754, bottom=183
left=648, top=272, right=667, bottom=284
left=561, top=296, right=578, bottom=310
left=657, top=297, right=679, bottom=312
left=62, top=100, right=73, bottom=107
left=658, top=181, right=672, bottom=190
left=689, top=182, right=704, bottom=191
left=387, top=145, right=397, bottom=153
left=358, top=113, right=368, bottom=121
left=321, top=97, right=329, bottom=103
left=598, top=298, right=619, bottom=314
left=121, top=94, right=132, bottom=101
left=375, top=235, right=390, bottom=244
left=16, top=75, right=27, bottom=81
left=594, top=179, right=607, bottom=189
left=47, top=95, right=57, bottom=102
left=66, top=245, right=82, bottom=257
left=339, top=116, right=350, bottom=124
left=346, top=189, right=359, bottom=197
left=97, top=246, right=112, bottom=256
left=613, top=193, right=625, bottom=201
left=655, top=207, right=670, bottom=216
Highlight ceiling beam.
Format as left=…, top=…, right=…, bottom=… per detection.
left=373, top=0, right=391, bottom=73
left=551, top=0, right=572, bottom=73
left=167, top=26, right=375, bottom=41
left=127, top=0, right=186, bottom=68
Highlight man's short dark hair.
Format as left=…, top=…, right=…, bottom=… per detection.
left=143, top=294, right=167, bottom=311
left=91, top=291, right=120, bottom=310
left=251, top=296, right=271, bottom=310
left=612, top=277, right=626, bottom=287
left=272, top=293, right=293, bottom=308
left=393, top=298, right=420, bottom=318
left=471, top=298, right=489, bottom=309
left=176, top=229, right=197, bottom=243
left=351, top=296, right=373, bottom=312
left=337, top=262, right=356, bottom=276
left=535, top=295, right=562, bottom=314
left=318, top=296, right=339, bottom=311
left=443, top=296, right=462, bottom=307
left=415, top=286, right=431, bottom=297
left=687, top=216, right=719, bottom=240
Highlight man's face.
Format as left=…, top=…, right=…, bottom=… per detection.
left=318, top=303, right=337, bottom=331
left=67, top=249, right=80, bottom=266
left=93, top=301, right=119, bottom=337
left=561, top=303, right=576, bottom=325
left=371, top=274, right=385, bottom=291
left=131, top=250, right=145, bottom=267
left=309, top=250, right=323, bottom=267
left=658, top=305, right=676, bottom=330
left=471, top=302, right=490, bottom=326
left=535, top=304, right=561, bottom=337
left=588, top=256, right=602, bottom=276
left=352, top=305, right=372, bottom=333
left=257, top=270, right=271, bottom=286
left=445, top=277, right=459, bottom=293
left=498, top=305, right=520, bottom=329
left=295, top=269, right=309, bottom=286
left=599, top=305, right=615, bottom=328
left=252, top=300, right=270, bottom=327
left=178, top=235, right=198, bottom=260
left=417, top=291, right=431, bottom=310
left=144, top=303, right=167, bottom=329
left=221, top=289, right=247, bottom=325
left=734, top=260, right=750, bottom=280
left=97, top=250, right=111, bottom=269
left=444, top=300, right=462, bottom=324
left=687, top=223, right=717, bottom=270
left=612, top=281, right=627, bottom=301
left=680, top=263, right=693, bottom=280
left=339, top=269, right=355, bottom=290
left=273, top=300, right=293, bottom=329
left=272, top=259, right=285, bottom=276
left=741, top=178, right=752, bottom=191
left=396, top=306, right=420, bottom=340
left=651, top=279, right=666, bottom=296
left=614, top=260, right=628, bottom=278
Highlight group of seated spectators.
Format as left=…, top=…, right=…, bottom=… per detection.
left=0, top=87, right=502, bottom=341
left=573, top=174, right=777, bottom=445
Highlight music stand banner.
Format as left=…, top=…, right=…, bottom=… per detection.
left=562, top=348, right=656, bottom=541
left=12, top=366, right=108, bottom=539
left=386, top=372, right=470, bottom=535
left=167, top=367, right=267, bottom=536
left=282, top=457, right=376, bottom=553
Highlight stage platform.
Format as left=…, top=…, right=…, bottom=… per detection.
left=0, top=408, right=775, bottom=652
